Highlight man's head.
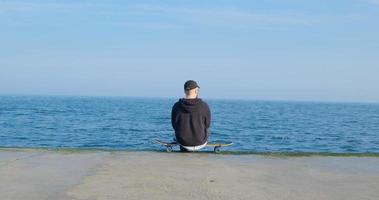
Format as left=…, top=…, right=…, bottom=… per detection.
left=184, top=80, right=200, bottom=99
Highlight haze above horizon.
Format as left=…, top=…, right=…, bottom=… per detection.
left=1, top=0, right=378, bottom=102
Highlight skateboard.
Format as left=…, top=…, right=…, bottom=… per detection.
left=155, top=139, right=233, bottom=153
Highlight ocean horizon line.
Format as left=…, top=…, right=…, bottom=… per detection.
left=1, top=93, right=378, bottom=105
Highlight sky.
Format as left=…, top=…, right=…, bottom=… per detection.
left=0, top=0, right=378, bottom=102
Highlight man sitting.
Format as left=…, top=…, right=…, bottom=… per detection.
left=171, top=80, right=211, bottom=152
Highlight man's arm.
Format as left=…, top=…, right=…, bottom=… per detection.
left=204, top=103, right=211, bottom=129
left=171, top=104, right=177, bottom=131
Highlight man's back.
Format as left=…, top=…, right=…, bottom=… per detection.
left=171, top=98, right=211, bottom=146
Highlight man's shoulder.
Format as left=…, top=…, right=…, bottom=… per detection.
left=199, top=99, right=210, bottom=109
left=172, top=99, right=181, bottom=108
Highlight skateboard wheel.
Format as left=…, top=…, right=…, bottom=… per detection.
left=166, top=146, right=173, bottom=152
left=214, top=146, right=221, bottom=153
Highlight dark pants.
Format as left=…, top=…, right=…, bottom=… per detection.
left=179, top=146, right=189, bottom=152
left=173, top=138, right=189, bottom=152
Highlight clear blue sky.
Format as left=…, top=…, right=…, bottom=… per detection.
left=1, top=0, right=378, bottom=102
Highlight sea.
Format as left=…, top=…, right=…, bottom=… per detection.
left=1, top=95, right=378, bottom=154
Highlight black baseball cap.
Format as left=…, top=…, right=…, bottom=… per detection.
left=184, top=80, right=200, bottom=90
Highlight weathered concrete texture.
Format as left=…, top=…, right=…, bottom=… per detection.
left=0, top=150, right=108, bottom=200
left=1, top=150, right=379, bottom=200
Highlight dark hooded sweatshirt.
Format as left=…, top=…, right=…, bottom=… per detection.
left=171, top=98, right=211, bottom=146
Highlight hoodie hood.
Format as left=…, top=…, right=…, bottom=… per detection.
left=179, top=98, right=203, bottom=113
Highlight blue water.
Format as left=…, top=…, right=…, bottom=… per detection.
left=0, top=95, right=379, bottom=153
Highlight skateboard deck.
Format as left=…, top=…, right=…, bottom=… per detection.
left=155, top=139, right=233, bottom=153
